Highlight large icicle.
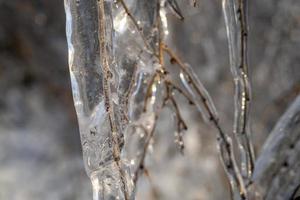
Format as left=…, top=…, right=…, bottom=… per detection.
left=64, top=0, right=132, bottom=199
left=222, top=0, right=255, bottom=181
left=64, top=0, right=159, bottom=199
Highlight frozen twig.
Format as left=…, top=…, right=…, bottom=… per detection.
left=222, top=0, right=254, bottom=182
left=236, top=0, right=255, bottom=179
left=162, top=44, right=247, bottom=199
left=165, top=81, right=187, bottom=153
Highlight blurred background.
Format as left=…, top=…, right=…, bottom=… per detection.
left=0, top=0, right=299, bottom=199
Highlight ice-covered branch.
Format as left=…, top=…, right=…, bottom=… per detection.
left=222, top=0, right=255, bottom=181
left=248, top=95, right=300, bottom=200
left=236, top=0, right=255, bottom=179
left=163, top=44, right=247, bottom=200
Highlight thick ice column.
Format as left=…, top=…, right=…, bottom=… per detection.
left=64, top=0, right=160, bottom=199
left=64, top=0, right=131, bottom=199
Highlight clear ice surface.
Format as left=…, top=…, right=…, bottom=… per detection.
left=64, top=0, right=159, bottom=199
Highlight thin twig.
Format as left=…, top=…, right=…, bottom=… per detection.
left=166, top=80, right=195, bottom=105
left=169, top=95, right=187, bottom=152
left=165, top=82, right=187, bottom=153
left=236, top=0, right=255, bottom=179
left=163, top=44, right=219, bottom=121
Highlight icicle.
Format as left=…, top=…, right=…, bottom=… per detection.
left=64, top=0, right=134, bottom=199
left=222, top=0, right=255, bottom=180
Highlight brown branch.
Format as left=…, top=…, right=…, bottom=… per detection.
left=164, top=82, right=188, bottom=153
left=169, top=95, right=186, bottom=153
left=170, top=96, right=187, bottom=130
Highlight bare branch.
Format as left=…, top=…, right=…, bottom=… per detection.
left=249, top=95, right=300, bottom=200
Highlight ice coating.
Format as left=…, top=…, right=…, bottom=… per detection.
left=222, top=0, right=255, bottom=180
left=64, top=0, right=251, bottom=199
left=64, top=0, right=159, bottom=199
left=65, top=0, right=130, bottom=199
